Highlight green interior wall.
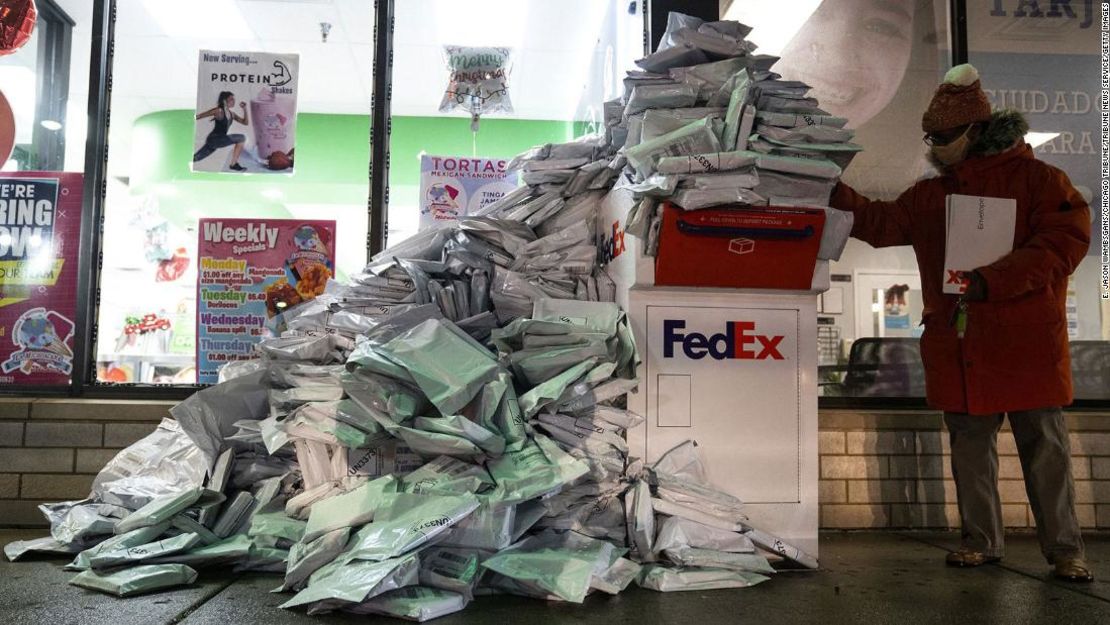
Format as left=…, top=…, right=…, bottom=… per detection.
left=128, top=110, right=586, bottom=230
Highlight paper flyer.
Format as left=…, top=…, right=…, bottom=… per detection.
left=0, top=172, right=82, bottom=386
left=419, top=154, right=519, bottom=229
left=196, top=218, right=335, bottom=384
left=193, top=50, right=300, bottom=174
left=943, top=194, right=1016, bottom=294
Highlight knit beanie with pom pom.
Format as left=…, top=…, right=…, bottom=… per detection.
left=921, top=64, right=993, bottom=133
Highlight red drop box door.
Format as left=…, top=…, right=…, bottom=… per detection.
left=655, top=203, right=825, bottom=290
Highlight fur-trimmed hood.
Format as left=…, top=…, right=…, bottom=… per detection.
left=968, top=108, right=1029, bottom=156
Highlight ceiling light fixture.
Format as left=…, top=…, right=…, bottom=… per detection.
left=40, top=119, right=62, bottom=131
left=1024, top=131, right=1060, bottom=149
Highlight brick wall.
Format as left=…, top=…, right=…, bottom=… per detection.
left=1, top=400, right=1108, bottom=530
left=0, top=399, right=169, bottom=527
left=819, top=410, right=1110, bottom=530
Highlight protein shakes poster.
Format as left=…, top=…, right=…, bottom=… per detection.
left=196, top=218, right=335, bottom=384
left=193, top=50, right=299, bottom=174
left=0, top=173, right=82, bottom=386
left=419, top=155, right=519, bottom=230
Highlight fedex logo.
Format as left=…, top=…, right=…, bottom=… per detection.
left=663, top=319, right=785, bottom=360
left=599, top=220, right=626, bottom=264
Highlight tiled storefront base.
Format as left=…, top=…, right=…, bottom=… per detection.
left=0, top=399, right=170, bottom=527
left=0, top=400, right=1108, bottom=529
left=819, top=409, right=1110, bottom=530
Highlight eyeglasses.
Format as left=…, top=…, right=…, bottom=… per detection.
left=923, top=125, right=974, bottom=147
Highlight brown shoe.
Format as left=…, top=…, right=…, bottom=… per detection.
left=946, top=547, right=1001, bottom=568
left=1053, top=558, right=1094, bottom=583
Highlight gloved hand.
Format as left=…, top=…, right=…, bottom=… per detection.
left=964, top=270, right=988, bottom=302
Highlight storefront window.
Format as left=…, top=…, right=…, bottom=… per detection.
left=385, top=0, right=642, bottom=246
left=95, top=0, right=373, bottom=384
left=0, top=1, right=91, bottom=388
left=0, top=0, right=91, bottom=173
left=725, top=0, right=950, bottom=399
left=967, top=2, right=1107, bottom=400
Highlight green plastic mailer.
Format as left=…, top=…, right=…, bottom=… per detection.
left=343, top=492, right=480, bottom=562
left=414, top=416, right=505, bottom=457
left=662, top=547, right=774, bottom=574
left=628, top=480, right=655, bottom=562
left=637, top=564, right=769, bottom=591
left=249, top=511, right=308, bottom=545
left=510, top=341, right=610, bottom=387
left=653, top=516, right=755, bottom=555
left=114, top=487, right=217, bottom=535
left=481, top=548, right=597, bottom=603
left=235, top=544, right=289, bottom=573
left=518, top=359, right=597, bottom=418
left=485, top=435, right=588, bottom=505
left=70, top=563, right=199, bottom=597
left=65, top=522, right=172, bottom=570
left=394, top=426, right=484, bottom=459
left=418, top=547, right=483, bottom=601
left=511, top=500, right=547, bottom=542
left=401, top=456, right=492, bottom=496
left=89, top=532, right=202, bottom=570
left=345, top=586, right=468, bottom=622
left=721, top=71, right=752, bottom=151
left=346, top=342, right=417, bottom=384
left=146, top=534, right=253, bottom=568
left=593, top=557, right=641, bottom=595
left=489, top=318, right=570, bottom=353
left=280, top=552, right=420, bottom=612
left=335, top=399, right=399, bottom=438
left=490, top=371, right=527, bottom=452
left=380, top=319, right=500, bottom=417
left=438, top=501, right=515, bottom=551
left=615, top=315, right=639, bottom=380
left=283, top=527, right=350, bottom=592
left=532, top=298, right=622, bottom=336
left=340, top=370, right=425, bottom=424
left=302, top=475, right=398, bottom=543
left=480, top=530, right=614, bottom=603
left=533, top=433, right=590, bottom=486
left=171, top=514, right=221, bottom=545
left=282, top=401, right=384, bottom=450
left=257, top=414, right=291, bottom=454
left=5, top=536, right=82, bottom=562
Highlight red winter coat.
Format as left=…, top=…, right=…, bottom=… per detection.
left=830, top=112, right=1090, bottom=415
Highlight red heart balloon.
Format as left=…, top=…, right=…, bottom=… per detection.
left=0, top=90, right=13, bottom=164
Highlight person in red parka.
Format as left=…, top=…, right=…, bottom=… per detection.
left=830, top=64, right=1093, bottom=582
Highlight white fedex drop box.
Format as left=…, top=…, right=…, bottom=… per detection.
left=601, top=190, right=820, bottom=556
left=623, top=287, right=819, bottom=556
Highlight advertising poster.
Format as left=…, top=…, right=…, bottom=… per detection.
left=196, top=218, right=335, bottom=384
left=0, top=172, right=82, bottom=385
left=419, top=155, right=519, bottom=229
left=193, top=50, right=299, bottom=174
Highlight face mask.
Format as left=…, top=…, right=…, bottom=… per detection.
left=930, top=125, right=973, bottom=165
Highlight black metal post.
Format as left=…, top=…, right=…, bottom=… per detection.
left=647, top=0, right=718, bottom=53
left=368, top=0, right=394, bottom=259
left=950, top=0, right=969, bottom=66
left=72, top=0, right=114, bottom=394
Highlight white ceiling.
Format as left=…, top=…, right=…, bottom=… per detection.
left=96, top=0, right=616, bottom=176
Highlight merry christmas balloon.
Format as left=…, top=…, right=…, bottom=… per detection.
left=439, top=46, right=513, bottom=124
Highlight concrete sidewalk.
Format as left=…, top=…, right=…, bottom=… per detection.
left=2, top=529, right=1108, bottom=625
